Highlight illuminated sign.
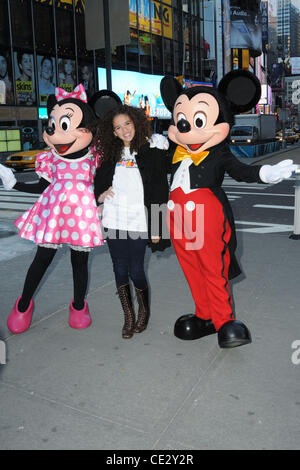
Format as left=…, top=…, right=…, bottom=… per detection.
left=38, top=107, right=48, bottom=120
left=129, top=0, right=173, bottom=39
left=98, top=68, right=171, bottom=119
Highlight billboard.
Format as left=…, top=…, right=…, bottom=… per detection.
left=129, top=0, right=173, bottom=39
left=270, top=63, right=283, bottom=91
left=37, top=55, right=56, bottom=107
left=0, top=49, right=14, bottom=105
left=97, top=68, right=171, bottom=119
left=291, top=58, right=300, bottom=75
left=230, top=0, right=262, bottom=56
left=14, top=52, right=36, bottom=106
left=222, top=0, right=231, bottom=74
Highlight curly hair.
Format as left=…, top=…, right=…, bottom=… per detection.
left=92, top=105, right=152, bottom=163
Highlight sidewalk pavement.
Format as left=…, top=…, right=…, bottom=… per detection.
left=1, top=147, right=300, bottom=450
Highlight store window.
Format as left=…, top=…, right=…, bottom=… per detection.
left=164, top=38, right=173, bottom=74
left=139, top=32, right=151, bottom=73
left=0, top=0, right=10, bottom=47
left=56, top=6, right=75, bottom=57
left=127, top=28, right=139, bottom=71
left=152, top=35, right=163, bottom=74
left=33, top=3, right=55, bottom=55
left=10, top=0, right=33, bottom=49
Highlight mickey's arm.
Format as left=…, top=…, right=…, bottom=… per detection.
left=223, top=147, right=297, bottom=184
left=0, top=163, right=50, bottom=193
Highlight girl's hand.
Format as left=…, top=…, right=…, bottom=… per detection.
left=98, top=186, right=114, bottom=203
left=151, top=236, right=160, bottom=244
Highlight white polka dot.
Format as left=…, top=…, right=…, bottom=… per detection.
left=64, top=173, right=73, bottom=179
left=70, top=194, right=79, bottom=204
left=55, top=231, right=61, bottom=240
left=61, top=230, right=69, bottom=238
left=91, top=167, right=96, bottom=175
left=48, top=219, right=57, bottom=228
left=36, top=231, right=44, bottom=240
left=45, top=232, right=53, bottom=242
left=93, top=237, right=100, bottom=245
left=70, top=162, right=78, bottom=170
left=90, top=223, right=97, bottom=232
left=82, top=196, right=90, bottom=205
left=59, top=218, right=65, bottom=227
left=53, top=206, right=61, bottom=215
left=67, top=218, right=75, bottom=227
left=63, top=206, right=71, bottom=215
left=51, top=165, right=56, bottom=173
left=58, top=162, right=67, bottom=170
left=42, top=209, right=50, bottom=218
left=82, top=234, right=91, bottom=244
left=25, top=223, right=33, bottom=232
left=58, top=193, right=67, bottom=202
left=76, top=174, right=84, bottom=180
left=33, top=215, right=41, bottom=225
left=86, top=209, right=93, bottom=219
left=50, top=195, right=56, bottom=204
left=64, top=181, right=73, bottom=190
left=71, top=232, right=79, bottom=241
left=88, top=185, right=94, bottom=194
left=54, top=183, right=62, bottom=191
left=79, top=221, right=87, bottom=230
left=75, top=207, right=83, bottom=217
left=77, top=183, right=85, bottom=192
left=81, top=162, right=89, bottom=171
left=42, top=197, right=48, bottom=206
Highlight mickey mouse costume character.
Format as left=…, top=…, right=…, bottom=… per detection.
left=160, top=70, right=297, bottom=349
left=0, top=84, right=121, bottom=334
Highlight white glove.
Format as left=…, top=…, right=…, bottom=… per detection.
left=148, top=133, right=169, bottom=150
left=259, top=159, right=298, bottom=184
left=0, top=163, right=17, bottom=190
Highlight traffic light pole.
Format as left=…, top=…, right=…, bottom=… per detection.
left=103, top=0, right=112, bottom=91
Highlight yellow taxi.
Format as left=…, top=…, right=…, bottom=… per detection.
left=5, top=147, right=49, bottom=171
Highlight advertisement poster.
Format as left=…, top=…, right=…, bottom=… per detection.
left=203, top=0, right=215, bottom=60
left=14, top=52, right=36, bottom=106
left=0, top=50, right=14, bottom=105
left=291, top=58, right=300, bottom=75
left=222, top=0, right=231, bottom=74
left=129, top=0, right=173, bottom=39
left=98, top=67, right=171, bottom=119
left=270, top=63, right=284, bottom=91
left=58, top=58, right=76, bottom=92
left=79, top=62, right=95, bottom=100
left=37, top=55, right=56, bottom=106
left=230, top=0, right=262, bottom=56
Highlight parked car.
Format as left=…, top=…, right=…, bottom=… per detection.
left=285, top=130, right=299, bottom=144
left=5, top=147, right=49, bottom=171
left=230, top=125, right=259, bottom=144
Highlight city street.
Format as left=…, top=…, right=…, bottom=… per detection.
left=0, top=146, right=300, bottom=450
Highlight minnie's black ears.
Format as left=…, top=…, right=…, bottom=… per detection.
left=160, top=76, right=184, bottom=112
left=218, top=70, right=261, bottom=114
left=88, top=90, right=122, bottom=119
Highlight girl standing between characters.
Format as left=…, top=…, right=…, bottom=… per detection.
left=0, top=85, right=121, bottom=334
left=93, top=104, right=170, bottom=339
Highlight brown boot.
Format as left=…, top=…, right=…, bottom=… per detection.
left=117, top=284, right=135, bottom=339
left=133, top=287, right=150, bottom=333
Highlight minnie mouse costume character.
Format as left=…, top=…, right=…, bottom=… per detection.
left=160, top=70, right=297, bottom=348
left=0, top=84, right=121, bottom=334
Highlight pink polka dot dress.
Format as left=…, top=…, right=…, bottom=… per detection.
left=15, top=149, right=104, bottom=250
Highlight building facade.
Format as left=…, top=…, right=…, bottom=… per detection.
left=0, top=0, right=206, bottom=149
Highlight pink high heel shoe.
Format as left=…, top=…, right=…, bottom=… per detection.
left=68, top=300, right=92, bottom=329
left=7, top=296, right=34, bottom=334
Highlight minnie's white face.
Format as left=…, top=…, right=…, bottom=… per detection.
left=168, top=93, right=230, bottom=153
left=43, top=103, right=92, bottom=156
left=113, top=114, right=135, bottom=147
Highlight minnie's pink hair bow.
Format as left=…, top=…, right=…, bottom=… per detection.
left=55, top=84, right=87, bottom=103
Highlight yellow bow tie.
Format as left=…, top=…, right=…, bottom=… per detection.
left=172, top=146, right=210, bottom=166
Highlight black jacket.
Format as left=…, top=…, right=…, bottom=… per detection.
left=169, top=142, right=263, bottom=279
left=94, top=143, right=171, bottom=252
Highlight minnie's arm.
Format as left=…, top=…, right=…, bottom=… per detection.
left=0, top=163, right=50, bottom=194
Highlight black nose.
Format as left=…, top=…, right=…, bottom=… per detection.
left=177, top=119, right=191, bottom=133
left=45, top=126, right=55, bottom=136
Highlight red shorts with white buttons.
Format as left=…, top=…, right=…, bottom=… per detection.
left=167, top=187, right=235, bottom=331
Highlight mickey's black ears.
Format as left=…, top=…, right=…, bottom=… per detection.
left=89, top=90, right=122, bottom=119
left=218, top=70, right=261, bottom=114
left=160, top=76, right=184, bottom=112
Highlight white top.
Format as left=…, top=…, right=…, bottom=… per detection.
left=101, top=147, right=148, bottom=232
left=170, top=158, right=198, bottom=194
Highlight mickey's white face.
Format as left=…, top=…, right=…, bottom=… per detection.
left=168, top=93, right=230, bottom=153
left=43, top=103, right=92, bottom=156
